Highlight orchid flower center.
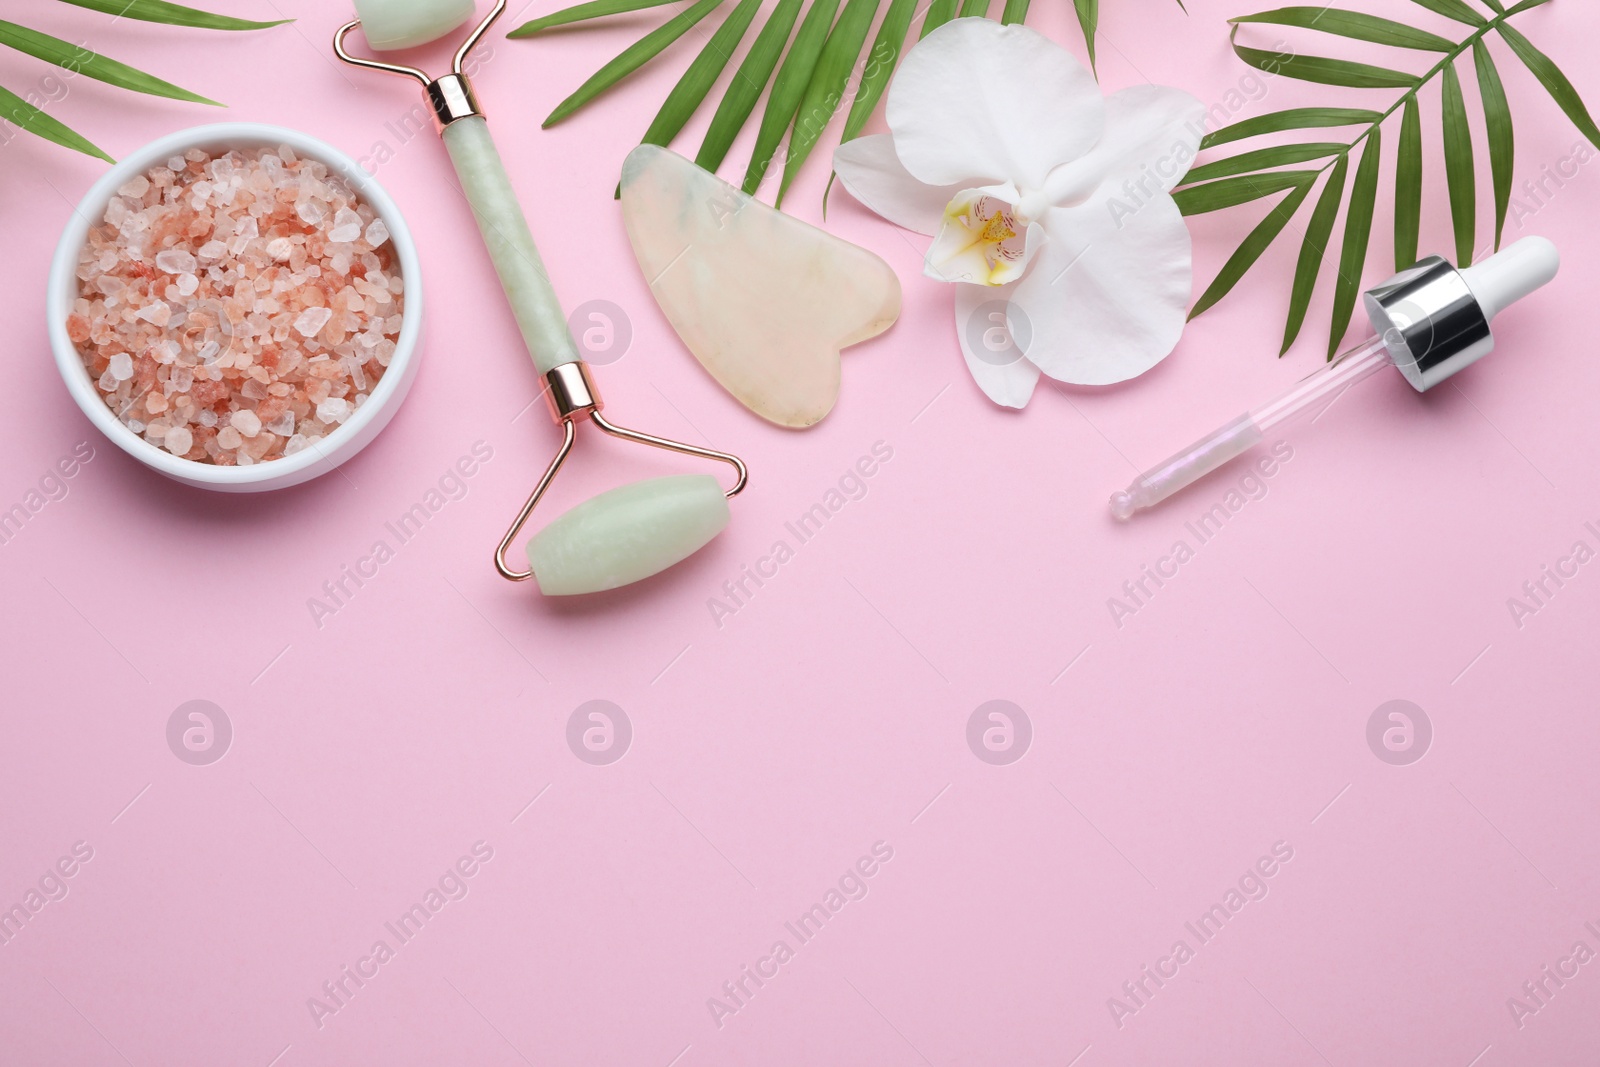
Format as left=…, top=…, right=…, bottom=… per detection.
left=925, top=190, right=1034, bottom=287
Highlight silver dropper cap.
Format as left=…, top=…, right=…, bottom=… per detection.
left=1363, top=237, right=1559, bottom=393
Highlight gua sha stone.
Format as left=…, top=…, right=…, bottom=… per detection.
left=619, top=145, right=901, bottom=428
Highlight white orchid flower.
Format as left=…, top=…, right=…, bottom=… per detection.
left=832, top=18, right=1208, bottom=408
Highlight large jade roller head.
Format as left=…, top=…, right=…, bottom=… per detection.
left=333, top=1, right=748, bottom=595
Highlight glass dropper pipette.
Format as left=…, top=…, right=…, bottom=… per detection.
left=1110, top=237, right=1560, bottom=522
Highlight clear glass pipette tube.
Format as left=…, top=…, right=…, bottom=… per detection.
left=1110, top=334, right=1392, bottom=521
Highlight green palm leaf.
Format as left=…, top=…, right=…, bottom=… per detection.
left=1190, top=178, right=1315, bottom=319
left=1495, top=19, right=1600, bottom=149
left=1473, top=38, right=1514, bottom=249
left=1173, top=170, right=1322, bottom=214
left=840, top=0, right=917, bottom=142
left=1231, top=32, right=1417, bottom=88
left=0, top=82, right=111, bottom=160
left=919, top=0, right=960, bottom=37
left=1394, top=95, right=1422, bottom=269
left=1000, top=0, right=1030, bottom=23
left=694, top=0, right=804, bottom=174
left=56, top=0, right=287, bottom=30
left=1282, top=156, right=1349, bottom=355
left=777, top=0, right=880, bottom=204
left=543, top=0, right=725, bottom=127
left=510, top=0, right=682, bottom=36
left=1405, top=0, right=1485, bottom=27
left=1230, top=8, right=1454, bottom=51
left=1074, top=0, right=1098, bottom=70
left=1184, top=142, right=1345, bottom=184
left=1200, top=107, right=1382, bottom=150
left=636, top=0, right=763, bottom=153
left=1440, top=59, right=1476, bottom=265
left=0, top=20, right=219, bottom=105
left=1328, top=128, right=1381, bottom=359
left=741, top=0, right=840, bottom=193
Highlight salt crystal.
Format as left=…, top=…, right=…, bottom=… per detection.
left=108, top=353, right=133, bottom=381
left=296, top=198, right=327, bottom=226
left=317, top=397, right=351, bottom=424
left=157, top=251, right=195, bottom=277
left=117, top=175, right=150, bottom=198
left=328, top=208, right=363, bottom=243
left=176, top=273, right=199, bottom=296
left=284, top=434, right=310, bottom=455
left=164, top=426, right=193, bottom=455
left=216, top=425, right=242, bottom=449
left=364, top=219, right=390, bottom=247
left=198, top=240, right=227, bottom=261
left=294, top=306, right=333, bottom=338
left=197, top=409, right=217, bottom=427
left=267, top=237, right=293, bottom=261
left=340, top=354, right=367, bottom=391
left=231, top=409, right=262, bottom=437
left=265, top=411, right=296, bottom=436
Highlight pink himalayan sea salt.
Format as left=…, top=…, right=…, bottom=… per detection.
left=68, top=145, right=405, bottom=466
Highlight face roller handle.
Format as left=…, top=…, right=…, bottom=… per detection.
left=335, top=0, right=749, bottom=594
left=337, top=0, right=579, bottom=373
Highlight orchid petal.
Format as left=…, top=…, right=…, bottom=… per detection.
left=1046, top=84, right=1209, bottom=203
left=886, top=19, right=1104, bottom=191
left=954, top=283, right=1041, bottom=408
left=832, top=134, right=971, bottom=236
left=1010, top=193, right=1192, bottom=385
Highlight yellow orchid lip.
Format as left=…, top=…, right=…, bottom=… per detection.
left=928, top=191, right=1031, bottom=286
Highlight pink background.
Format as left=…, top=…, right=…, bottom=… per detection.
left=4, top=0, right=1600, bottom=1063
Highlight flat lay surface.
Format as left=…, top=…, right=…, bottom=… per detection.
left=3, top=1, right=1599, bottom=1064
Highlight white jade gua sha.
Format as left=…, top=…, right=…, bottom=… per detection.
left=619, top=145, right=901, bottom=428
left=335, top=0, right=748, bottom=596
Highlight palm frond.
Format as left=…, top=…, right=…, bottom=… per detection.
left=2, top=2, right=286, bottom=161
left=515, top=0, right=1184, bottom=203
left=1178, top=0, right=1598, bottom=359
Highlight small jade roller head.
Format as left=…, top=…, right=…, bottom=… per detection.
left=352, top=0, right=477, bottom=50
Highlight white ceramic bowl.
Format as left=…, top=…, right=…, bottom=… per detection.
left=47, top=123, right=423, bottom=492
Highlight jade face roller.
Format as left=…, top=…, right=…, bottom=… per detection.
left=1111, top=236, right=1560, bottom=521
left=333, top=0, right=748, bottom=595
